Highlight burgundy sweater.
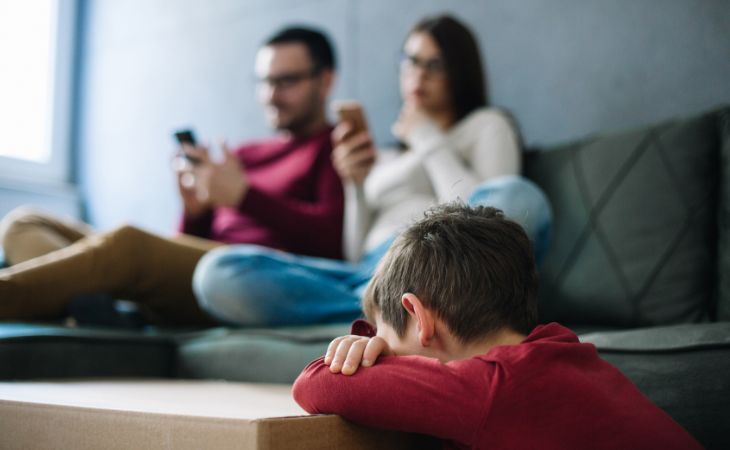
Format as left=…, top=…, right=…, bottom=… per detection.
left=179, top=126, right=344, bottom=259
left=293, top=322, right=702, bottom=450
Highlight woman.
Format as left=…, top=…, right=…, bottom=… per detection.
left=194, top=14, right=552, bottom=326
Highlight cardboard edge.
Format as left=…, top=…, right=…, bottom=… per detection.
left=0, top=399, right=261, bottom=450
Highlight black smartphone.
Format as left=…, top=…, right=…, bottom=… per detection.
left=173, top=129, right=202, bottom=164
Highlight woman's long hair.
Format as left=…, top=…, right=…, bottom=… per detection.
left=409, top=15, right=488, bottom=122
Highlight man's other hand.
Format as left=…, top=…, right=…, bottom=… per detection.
left=331, top=122, right=376, bottom=185
left=203, top=142, right=249, bottom=208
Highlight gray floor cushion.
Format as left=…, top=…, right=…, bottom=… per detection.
left=0, top=323, right=175, bottom=379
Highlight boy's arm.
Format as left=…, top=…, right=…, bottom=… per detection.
left=292, top=354, right=492, bottom=444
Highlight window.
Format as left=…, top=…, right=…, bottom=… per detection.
left=0, top=0, right=77, bottom=184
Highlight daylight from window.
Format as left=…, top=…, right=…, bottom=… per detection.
left=0, top=0, right=56, bottom=163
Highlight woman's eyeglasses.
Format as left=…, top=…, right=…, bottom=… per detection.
left=400, top=54, right=446, bottom=77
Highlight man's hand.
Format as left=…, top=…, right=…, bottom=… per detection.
left=331, top=122, right=376, bottom=185
left=175, top=142, right=249, bottom=210
left=324, top=335, right=391, bottom=376
left=174, top=144, right=212, bottom=217
left=204, top=142, right=249, bottom=208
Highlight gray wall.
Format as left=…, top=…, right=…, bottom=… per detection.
left=77, top=0, right=730, bottom=233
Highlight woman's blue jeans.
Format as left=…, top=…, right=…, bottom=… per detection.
left=192, top=175, right=552, bottom=326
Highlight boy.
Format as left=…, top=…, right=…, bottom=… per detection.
left=292, top=203, right=702, bottom=450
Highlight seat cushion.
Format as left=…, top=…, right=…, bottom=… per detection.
left=175, top=323, right=350, bottom=383
left=525, top=107, right=725, bottom=327
left=580, top=322, right=730, bottom=449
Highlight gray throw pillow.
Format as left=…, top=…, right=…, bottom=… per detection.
left=525, top=107, right=725, bottom=327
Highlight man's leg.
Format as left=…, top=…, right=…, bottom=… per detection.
left=0, top=225, right=220, bottom=325
left=0, top=207, right=93, bottom=265
left=193, top=245, right=363, bottom=327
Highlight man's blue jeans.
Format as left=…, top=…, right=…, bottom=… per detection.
left=192, top=175, right=552, bottom=326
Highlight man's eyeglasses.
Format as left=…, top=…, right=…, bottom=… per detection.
left=400, top=54, right=446, bottom=77
left=257, top=68, right=321, bottom=90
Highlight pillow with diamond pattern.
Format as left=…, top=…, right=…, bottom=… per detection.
left=525, top=108, right=723, bottom=327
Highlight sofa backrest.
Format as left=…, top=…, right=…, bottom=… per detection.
left=525, top=106, right=728, bottom=327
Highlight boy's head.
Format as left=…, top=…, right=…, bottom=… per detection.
left=363, top=203, right=538, bottom=354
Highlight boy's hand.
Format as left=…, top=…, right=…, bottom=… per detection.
left=324, top=335, right=391, bottom=376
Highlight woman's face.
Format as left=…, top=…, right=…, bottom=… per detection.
left=400, top=32, right=452, bottom=118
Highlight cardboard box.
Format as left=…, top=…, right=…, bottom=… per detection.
left=0, top=380, right=437, bottom=449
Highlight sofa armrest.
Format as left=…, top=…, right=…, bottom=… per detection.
left=580, top=322, right=730, bottom=449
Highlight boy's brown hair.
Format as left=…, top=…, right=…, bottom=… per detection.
left=363, top=203, right=538, bottom=342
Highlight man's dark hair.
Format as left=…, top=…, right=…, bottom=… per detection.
left=265, top=26, right=336, bottom=71
left=364, top=203, right=538, bottom=342
left=409, top=14, right=488, bottom=122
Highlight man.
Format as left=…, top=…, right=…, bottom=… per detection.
left=0, top=26, right=344, bottom=325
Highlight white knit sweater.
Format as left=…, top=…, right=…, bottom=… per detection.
left=343, top=107, right=521, bottom=262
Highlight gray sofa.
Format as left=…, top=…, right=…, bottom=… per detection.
left=1, top=106, right=728, bottom=448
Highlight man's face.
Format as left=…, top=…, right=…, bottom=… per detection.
left=255, top=43, right=329, bottom=134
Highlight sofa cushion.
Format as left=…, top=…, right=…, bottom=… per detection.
left=175, top=323, right=350, bottom=383
left=525, top=108, right=724, bottom=327
left=717, top=107, right=730, bottom=321
left=580, top=322, right=730, bottom=449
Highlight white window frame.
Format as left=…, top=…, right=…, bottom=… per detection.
left=0, top=0, right=77, bottom=185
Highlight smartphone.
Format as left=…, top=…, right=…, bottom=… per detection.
left=333, top=100, right=368, bottom=135
left=173, top=129, right=202, bottom=165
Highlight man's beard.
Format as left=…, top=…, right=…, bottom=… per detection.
left=274, top=90, right=322, bottom=136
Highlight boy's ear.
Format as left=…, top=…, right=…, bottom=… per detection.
left=401, top=293, right=435, bottom=347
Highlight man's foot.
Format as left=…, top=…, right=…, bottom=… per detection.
left=66, top=294, right=147, bottom=329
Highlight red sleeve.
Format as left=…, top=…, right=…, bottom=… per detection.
left=237, top=148, right=344, bottom=258
left=350, top=319, right=376, bottom=337
left=292, top=355, right=492, bottom=444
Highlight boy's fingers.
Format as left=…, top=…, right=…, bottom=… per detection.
left=329, top=337, right=356, bottom=373
left=324, top=337, right=344, bottom=365
left=341, top=339, right=368, bottom=376
left=362, top=337, right=388, bottom=367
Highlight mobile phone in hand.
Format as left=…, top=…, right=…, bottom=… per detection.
left=333, top=101, right=368, bottom=135
left=173, top=129, right=203, bottom=165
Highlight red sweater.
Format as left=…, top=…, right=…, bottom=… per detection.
left=180, top=126, right=344, bottom=259
left=293, top=322, right=702, bottom=450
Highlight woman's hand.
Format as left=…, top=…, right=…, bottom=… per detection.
left=391, top=102, right=432, bottom=145
left=324, top=334, right=392, bottom=375
left=331, top=122, right=377, bottom=185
